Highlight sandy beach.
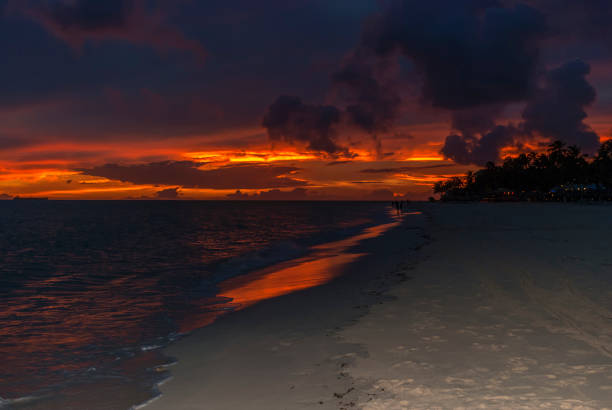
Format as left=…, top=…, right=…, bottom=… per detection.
left=147, top=204, right=612, bottom=409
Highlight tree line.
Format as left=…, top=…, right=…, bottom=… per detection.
left=433, top=140, right=612, bottom=201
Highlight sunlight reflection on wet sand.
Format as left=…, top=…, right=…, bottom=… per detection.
left=174, top=212, right=423, bottom=333
left=176, top=220, right=405, bottom=333
left=218, top=221, right=401, bottom=311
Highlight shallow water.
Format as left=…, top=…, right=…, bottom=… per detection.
left=0, top=200, right=396, bottom=409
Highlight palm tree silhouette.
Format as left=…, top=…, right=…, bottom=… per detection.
left=433, top=140, right=612, bottom=202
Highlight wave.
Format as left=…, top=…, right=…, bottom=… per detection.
left=0, top=393, right=46, bottom=408
left=204, top=240, right=309, bottom=285
left=1, top=201, right=396, bottom=410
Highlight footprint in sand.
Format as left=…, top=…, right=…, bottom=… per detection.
left=444, top=376, right=476, bottom=386
left=472, top=342, right=507, bottom=351
left=507, top=356, right=538, bottom=373
left=391, top=360, right=419, bottom=369
left=373, top=378, right=414, bottom=392
left=387, top=345, right=418, bottom=354
left=421, top=335, right=447, bottom=342
left=331, top=352, right=357, bottom=360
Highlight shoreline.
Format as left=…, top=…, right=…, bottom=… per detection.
left=0, top=206, right=414, bottom=409
left=148, top=203, right=612, bottom=409
left=145, top=209, right=429, bottom=409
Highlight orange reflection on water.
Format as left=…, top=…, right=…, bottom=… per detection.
left=178, top=221, right=401, bottom=333
left=217, top=253, right=365, bottom=309
left=216, top=221, right=400, bottom=311
left=0, top=273, right=169, bottom=397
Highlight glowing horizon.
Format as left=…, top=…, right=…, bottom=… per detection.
left=1, top=1, right=611, bottom=200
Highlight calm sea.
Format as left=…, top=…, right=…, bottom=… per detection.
left=0, top=201, right=396, bottom=409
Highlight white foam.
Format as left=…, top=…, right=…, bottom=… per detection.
left=154, top=361, right=178, bottom=370
left=129, top=393, right=162, bottom=410
left=0, top=394, right=41, bottom=407
left=156, top=376, right=174, bottom=387
left=141, top=344, right=163, bottom=352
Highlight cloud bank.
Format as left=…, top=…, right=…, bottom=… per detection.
left=20, top=0, right=206, bottom=61
left=78, top=161, right=307, bottom=189
left=263, top=0, right=605, bottom=166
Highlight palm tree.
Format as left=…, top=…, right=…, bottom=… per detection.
left=432, top=140, right=611, bottom=201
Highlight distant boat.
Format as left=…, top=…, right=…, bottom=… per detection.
left=13, top=196, right=49, bottom=201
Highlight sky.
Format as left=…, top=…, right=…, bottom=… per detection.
left=0, top=0, right=611, bottom=200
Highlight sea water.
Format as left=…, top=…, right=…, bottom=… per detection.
left=0, top=200, right=396, bottom=409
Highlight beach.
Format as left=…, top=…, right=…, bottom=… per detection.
left=0, top=201, right=403, bottom=409
left=146, top=203, right=612, bottom=410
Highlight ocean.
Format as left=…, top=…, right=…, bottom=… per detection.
left=0, top=200, right=399, bottom=409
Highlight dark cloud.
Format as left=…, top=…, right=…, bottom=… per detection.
left=262, top=95, right=350, bottom=156
left=361, top=0, right=546, bottom=110
left=17, top=87, right=231, bottom=140
left=326, top=0, right=563, bottom=167
left=0, top=0, right=610, bottom=176
left=263, top=60, right=400, bottom=156
left=522, top=60, right=600, bottom=153
left=441, top=125, right=518, bottom=165
left=264, top=29, right=402, bottom=154
left=0, top=136, right=35, bottom=150
left=263, top=53, right=401, bottom=156
left=361, top=1, right=603, bottom=165
left=226, top=188, right=309, bottom=200
left=450, top=105, right=505, bottom=137
left=77, top=161, right=307, bottom=189
left=441, top=59, right=602, bottom=164
left=42, top=0, right=130, bottom=31
left=441, top=102, right=519, bottom=166
left=155, top=187, right=180, bottom=199
left=326, top=160, right=352, bottom=166
left=0, top=0, right=376, bottom=139
left=0, top=193, right=13, bottom=200
left=332, top=53, right=401, bottom=133
left=360, top=164, right=452, bottom=173
left=264, top=0, right=548, bottom=161
left=21, top=0, right=206, bottom=61
left=383, top=132, right=414, bottom=140
left=523, top=0, right=612, bottom=48
left=332, top=0, right=606, bottom=167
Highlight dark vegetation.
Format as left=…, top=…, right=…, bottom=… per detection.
left=433, top=140, right=612, bottom=202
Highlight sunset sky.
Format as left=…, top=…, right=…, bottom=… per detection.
left=1, top=0, right=611, bottom=200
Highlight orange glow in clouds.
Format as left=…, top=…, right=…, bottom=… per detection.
left=0, top=130, right=475, bottom=199
left=402, top=155, right=446, bottom=162
left=186, top=150, right=318, bottom=163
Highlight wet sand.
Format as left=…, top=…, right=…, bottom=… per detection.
left=147, top=204, right=612, bottom=409
left=145, top=211, right=427, bottom=410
